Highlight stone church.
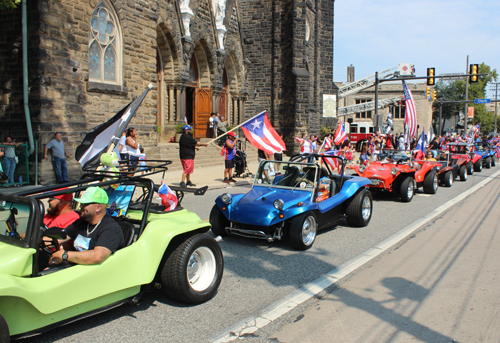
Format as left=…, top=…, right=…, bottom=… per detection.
left=0, top=0, right=335, bottom=183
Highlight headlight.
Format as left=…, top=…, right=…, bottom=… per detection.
left=221, top=193, right=232, bottom=204
left=391, top=167, right=398, bottom=175
left=273, top=199, right=285, bottom=211
left=359, top=165, right=366, bottom=173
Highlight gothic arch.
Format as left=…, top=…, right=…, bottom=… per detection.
left=192, top=39, right=214, bottom=87
left=156, top=23, right=180, bottom=83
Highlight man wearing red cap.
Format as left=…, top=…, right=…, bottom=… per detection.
left=223, top=131, right=238, bottom=183
left=44, top=188, right=80, bottom=228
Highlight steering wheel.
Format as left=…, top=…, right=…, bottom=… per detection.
left=40, top=225, right=60, bottom=255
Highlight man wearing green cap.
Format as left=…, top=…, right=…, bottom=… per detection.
left=48, top=187, right=124, bottom=266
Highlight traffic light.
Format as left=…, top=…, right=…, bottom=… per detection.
left=470, top=64, right=479, bottom=83
left=427, top=67, right=435, bottom=86
left=426, top=87, right=431, bottom=99
left=432, top=90, right=437, bottom=102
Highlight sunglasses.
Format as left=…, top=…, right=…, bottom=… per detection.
left=80, top=202, right=98, bottom=208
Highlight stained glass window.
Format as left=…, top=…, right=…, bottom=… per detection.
left=89, top=2, right=121, bottom=84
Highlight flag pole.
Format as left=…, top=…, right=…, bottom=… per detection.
left=204, top=110, right=267, bottom=145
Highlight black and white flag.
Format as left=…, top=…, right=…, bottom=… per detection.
left=75, top=84, right=152, bottom=168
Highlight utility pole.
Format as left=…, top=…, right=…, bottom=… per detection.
left=490, top=81, right=498, bottom=135
left=464, top=55, right=469, bottom=135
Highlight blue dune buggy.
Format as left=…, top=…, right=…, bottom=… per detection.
left=474, top=144, right=497, bottom=169
left=209, top=153, right=372, bottom=250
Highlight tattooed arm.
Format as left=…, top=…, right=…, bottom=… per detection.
left=49, top=246, right=112, bottom=265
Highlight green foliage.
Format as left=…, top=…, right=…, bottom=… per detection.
left=174, top=124, right=184, bottom=134
left=0, top=0, right=20, bottom=11
left=319, top=126, right=331, bottom=141
left=432, top=62, right=498, bottom=134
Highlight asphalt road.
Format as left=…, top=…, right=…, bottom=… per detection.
left=25, top=166, right=499, bottom=343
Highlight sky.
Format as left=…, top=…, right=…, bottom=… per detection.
left=334, top=0, right=500, bottom=96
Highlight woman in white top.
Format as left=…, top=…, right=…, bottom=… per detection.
left=118, top=132, right=128, bottom=161
left=125, top=128, right=141, bottom=168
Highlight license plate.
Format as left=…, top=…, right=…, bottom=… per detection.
left=370, top=179, right=380, bottom=186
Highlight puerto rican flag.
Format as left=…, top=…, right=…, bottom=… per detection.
left=241, top=111, right=286, bottom=155
left=158, top=180, right=178, bottom=211
left=414, top=129, right=426, bottom=160
left=321, top=137, right=333, bottom=151
left=334, top=120, right=347, bottom=145
left=403, top=80, right=417, bottom=140
left=322, top=150, right=341, bottom=171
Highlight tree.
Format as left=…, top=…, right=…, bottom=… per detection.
left=432, top=62, right=498, bottom=134
left=0, top=0, right=20, bottom=11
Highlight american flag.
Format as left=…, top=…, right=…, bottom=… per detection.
left=402, top=81, right=417, bottom=140
left=241, top=111, right=286, bottom=154
left=334, top=120, right=347, bottom=145
left=322, top=150, right=341, bottom=171
left=158, top=180, right=178, bottom=211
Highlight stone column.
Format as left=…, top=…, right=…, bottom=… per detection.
left=168, top=87, right=174, bottom=122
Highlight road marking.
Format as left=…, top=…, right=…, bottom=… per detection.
left=211, top=168, right=500, bottom=342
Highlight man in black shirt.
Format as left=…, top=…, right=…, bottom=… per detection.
left=179, top=125, right=208, bottom=187
left=48, top=187, right=124, bottom=266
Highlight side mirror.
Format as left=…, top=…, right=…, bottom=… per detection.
left=44, top=227, right=67, bottom=240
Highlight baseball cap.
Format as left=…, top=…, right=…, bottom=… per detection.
left=74, top=187, right=109, bottom=204
left=183, top=125, right=192, bottom=131
left=227, top=131, right=236, bottom=137
left=51, top=188, right=73, bottom=202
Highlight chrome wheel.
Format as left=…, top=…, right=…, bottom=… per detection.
left=187, top=247, right=217, bottom=292
left=433, top=175, right=438, bottom=192
left=362, top=195, right=371, bottom=221
left=301, top=216, right=317, bottom=246
left=407, top=180, right=414, bottom=199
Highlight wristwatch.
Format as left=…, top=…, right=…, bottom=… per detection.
left=62, top=250, right=68, bottom=262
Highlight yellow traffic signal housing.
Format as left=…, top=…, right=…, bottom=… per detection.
left=470, top=64, right=479, bottom=83
left=426, top=87, right=431, bottom=98
left=432, top=90, right=437, bottom=101
left=427, top=68, right=435, bottom=85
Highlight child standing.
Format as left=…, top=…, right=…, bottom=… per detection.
left=139, top=147, right=147, bottom=175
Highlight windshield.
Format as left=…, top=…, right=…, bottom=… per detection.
left=379, top=149, right=411, bottom=162
left=0, top=200, right=31, bottom=246
left=254, top=161, right=317, bottom=191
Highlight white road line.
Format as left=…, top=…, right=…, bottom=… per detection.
left=211, top=168, right=500, bottom=342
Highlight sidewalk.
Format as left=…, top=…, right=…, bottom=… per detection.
left=270, top=174, right=500, bottom=342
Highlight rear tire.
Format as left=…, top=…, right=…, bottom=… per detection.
left=459, top=165, right=468, bottom=181
left=161, top=234, right=224, bottom=304
left=467, top=162, right=474, bottom=175
left=209, top=205, right=230, bottom=237
left=399, top=177, right=415, bottom=202
left=0, top=313, right=10, bottom=343
left=492, top=156, right=497, bottom=167
left=474, top=160, right=482, bottom=172
left=485, top=157, right=492, bottom=169
left=346, top=189, right=373, bottom=227
left=423, top=170, right=438, bottom=194
left=289, top=212, right=317, bottom=250
left=442, top=171, right=453, bottom=187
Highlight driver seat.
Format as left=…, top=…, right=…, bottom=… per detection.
left=117, top=221, right=136, bottom=249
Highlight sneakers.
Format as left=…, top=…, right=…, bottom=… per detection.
left=186, top=181, right=196, bottom=187
left=179, top=181, right=186, bottom=188
left=223, top=178, right=229, bottom=183
left=229, top=178, right=236, bottom=183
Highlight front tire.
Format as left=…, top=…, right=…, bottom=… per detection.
left=442, top=170, right=453, bottom=187
left=0, top=314, right=9, bottom=343
left=423, top=170, right=438, bottom=194
left=161, top=234, right=224, bottom=304
left=289, top=212, right=317, bottom=250
left=485, top=157, right=492, bottom=169
left=346, top=189, right=373, bottom=227
left=209, top=205, right=230, bottom=237
left=399, top=177, right=415, bottom=202
left=459, top=165, right=468, bottom=181
left=474, top=160, right=482, bottom=172
left=467, top=162, right=474, bottom=175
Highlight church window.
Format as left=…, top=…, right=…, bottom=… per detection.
left=89, top=2, right=122, bottom=85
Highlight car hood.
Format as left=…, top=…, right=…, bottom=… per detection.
left=0, top=242, right=35, bottom=277
left=229, top=186, right=312, bottom=225
left=358, top=163, right=413, bottom=179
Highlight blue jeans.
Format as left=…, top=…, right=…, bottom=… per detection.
left=52, top=157, right=68, bottom=182
left=2, top=157, right=16, bottom=184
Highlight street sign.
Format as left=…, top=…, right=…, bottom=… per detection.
left=474, top=99, right=491, bottom=104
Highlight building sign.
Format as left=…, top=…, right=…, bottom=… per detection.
left=323, top=94, right=337, bottom=118
left=468, top=106, right=475, bottom=118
